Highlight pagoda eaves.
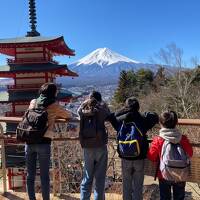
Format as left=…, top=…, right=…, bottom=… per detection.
left=0, top=36, right=75, bottom=56
left=0, top=63, right=78, bottom=78
left=0, top=89, right=77, bottom=104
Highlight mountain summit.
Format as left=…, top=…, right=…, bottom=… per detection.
left=74, top=48, right=140, bottom=67
left=59, top=48, right=157, bottom=85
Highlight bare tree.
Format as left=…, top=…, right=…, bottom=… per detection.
left=154, top=43, right=200, bottom=118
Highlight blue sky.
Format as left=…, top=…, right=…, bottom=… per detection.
left=0, top=0, right=200, bottom=65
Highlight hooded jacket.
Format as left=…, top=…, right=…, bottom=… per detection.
left=78, top=99, right=112, bottom=148
left=115, top=107, right=159, bottom=160
left=147, top=128, right=193, bottom=179
left=29, top=99, right=71, bottom=143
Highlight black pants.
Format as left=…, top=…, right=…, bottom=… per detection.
left=159, top=179, right=186, bottom=200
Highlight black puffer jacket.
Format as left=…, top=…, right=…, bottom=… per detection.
left=115, top=107, right=158, bottom=160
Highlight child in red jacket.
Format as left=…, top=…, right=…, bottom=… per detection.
left=148, top=111, right=193, bottom=200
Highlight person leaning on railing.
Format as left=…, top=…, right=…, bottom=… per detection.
left=26, top=82, right=71, bottom=200
left=78, top=91, right=118, bottom=200
left=148, top=111, right=193, bottom=200
left=115, top=97, right=159, bottom=200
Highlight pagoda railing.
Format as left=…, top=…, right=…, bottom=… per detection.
left=7, top=84, right=41, bottom=90
left=7, top=83, right=62, bottom=90
left=0, top=117, right=199, bottom=196
left=5, top=112, right=25, bottom=117
left=7, top=58, right=58, bottom=65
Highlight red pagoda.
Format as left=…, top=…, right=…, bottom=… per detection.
left=0, top=0, right=78, bottom=189
left=0, top=0, right=77, bottom=132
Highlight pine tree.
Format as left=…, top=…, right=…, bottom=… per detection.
left=114, top=70, right=131, bottom=103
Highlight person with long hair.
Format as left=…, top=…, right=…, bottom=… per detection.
left=26, top=82, right=71, bottom=200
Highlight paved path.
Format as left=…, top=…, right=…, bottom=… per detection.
left=0, top=176, right=200, bottom=199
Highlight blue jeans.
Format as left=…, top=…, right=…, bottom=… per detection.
left=122, top=159, right=144, bottom=200
left=159, top=179, right=186, bottom=200
left=80, top=145, right=108, bottom=200
left=25, top=144, right=51, bottom=200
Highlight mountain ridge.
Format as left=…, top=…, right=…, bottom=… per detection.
left=59, top=48, right=159, bottom=86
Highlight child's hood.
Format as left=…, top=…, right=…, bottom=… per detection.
left=159, top=128, right=182, bottom=144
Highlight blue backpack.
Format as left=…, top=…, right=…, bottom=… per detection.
left=117, top=121, right=144, bottom=158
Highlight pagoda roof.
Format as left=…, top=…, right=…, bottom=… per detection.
left=0, top=89, right=78, bottom=103
left=0, top=63, right=78, bottom=78
left=0, top=36, right=60, bottom=43
left=0, top=36, right=75, bottom=56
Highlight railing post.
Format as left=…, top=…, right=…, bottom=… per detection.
left=0, top=124, right=7, bottom=193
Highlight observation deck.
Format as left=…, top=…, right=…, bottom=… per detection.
left=0, top=117, right=199, bottom=199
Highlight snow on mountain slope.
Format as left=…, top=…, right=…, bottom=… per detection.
left=74, top=47, right=140, bottom=66
left=69, top=48, right=148, bottom=76
left=59, top=48, right=158, bottom=86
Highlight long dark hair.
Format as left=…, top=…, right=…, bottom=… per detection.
left=37, top=82, right=57, bottom=107
left=39, top=82, right=57, bottom=98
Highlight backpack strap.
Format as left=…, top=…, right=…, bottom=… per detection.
left=154, top=139, right=168, bottom=181
left=161, top=140, right=171, bottom=158
left=117, top=121, right=143, bottom=137
left=117, top=121, right=125, bottom=140
left=154, top=160, right=160, bottom=181
left=132, top=122, right=143, bottom=136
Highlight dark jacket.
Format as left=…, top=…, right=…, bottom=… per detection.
left=78, top=100, right=113, bottom=148
left=115, top=107, right=158, bottom=160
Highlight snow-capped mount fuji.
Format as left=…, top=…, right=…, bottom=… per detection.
left=59, top=48, right=157, bottom=86
left=75, top=47, right=140, bottom=67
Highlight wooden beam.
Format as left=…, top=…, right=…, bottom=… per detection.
left=0, top=116, right=200, bottom=126
left=0, top=116, right=78, bottom=123
left=0, top=117, right=200, bottom=125
left=178, top=119, right=200, bottom=126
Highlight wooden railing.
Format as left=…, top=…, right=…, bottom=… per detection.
left=0, top=117, right=200, bottom=195
left=0, top=117, right=79, bottom=194
left=1, top=116, right=200, bottom=125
